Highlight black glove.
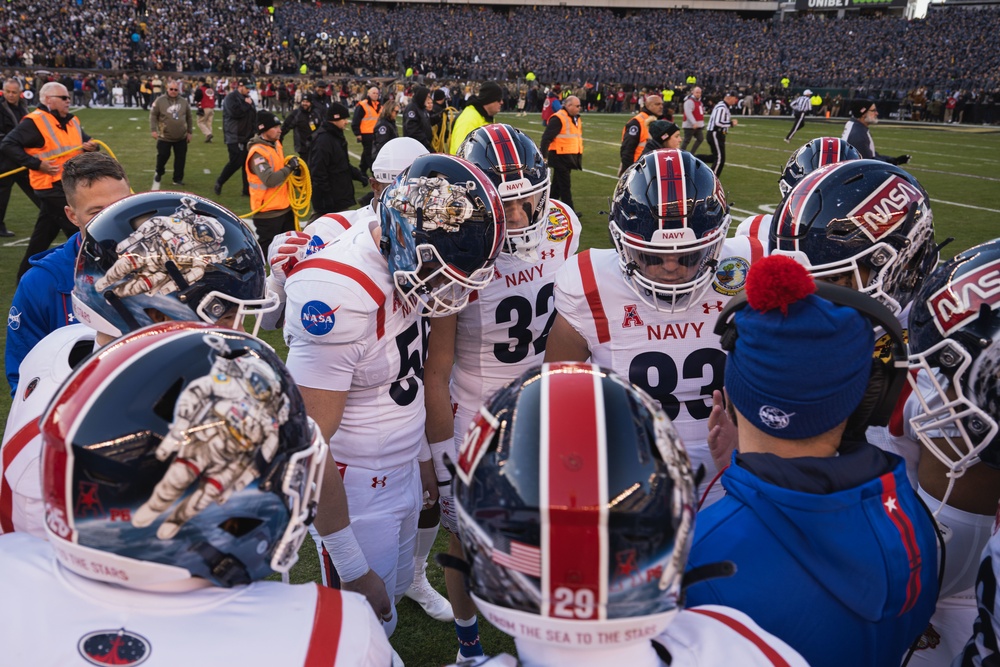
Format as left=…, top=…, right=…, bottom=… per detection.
left=356, top=136, right=362, bottom=143
left=288, top=156, right=301, bottom=175
left=895, top=154, right=912, bottom=165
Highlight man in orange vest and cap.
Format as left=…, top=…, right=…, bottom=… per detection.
left=246, top=110, right=298, bottom=254
left=351, top=86, right=381, bottom=177
left=540, top=95, right=583, bottom=214
left=0, top=81, right=98, bottom=281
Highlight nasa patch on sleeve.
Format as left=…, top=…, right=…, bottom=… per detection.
left=299, top=300, right=339, bottom=336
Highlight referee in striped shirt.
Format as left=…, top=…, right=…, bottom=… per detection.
left=697, top=92, right=738, bottom=177
left=785, top=90, right=812, bottom=143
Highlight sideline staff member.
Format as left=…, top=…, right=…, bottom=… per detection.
left=540, top=95, right=583, bottom=212
left=619, top=94, right=663, bottom=173
left=246, top=110, right=299, bottom=253
left=0, top=81, right=99, bottom=281
left=842, top=100, right=911, bottom=165
left=351, top=87, right=381, bottom=176
left=697, top=92, right=738, bottom=177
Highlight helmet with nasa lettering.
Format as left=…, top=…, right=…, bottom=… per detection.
left=456, top=124, right=550, bottom=262
left=609, top=149, right=731, bottom=312
left=40, top=322, right=326, bottom=589
left=378, top=153, right=505, bottom=316
left=778, top=137, right=861, bottom=198
left=74, top=192, right=279, bottom=337
left=770, top=160, right=937, bottom=315
left=454, top=363, right=696, bottom=648
left=905, top=240, right=1000, bottom=476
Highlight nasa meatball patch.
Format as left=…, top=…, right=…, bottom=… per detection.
left=300, top=300, right=339, bottom=336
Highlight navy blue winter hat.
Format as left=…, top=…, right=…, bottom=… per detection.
left=724, top=255, right=874, bottom=439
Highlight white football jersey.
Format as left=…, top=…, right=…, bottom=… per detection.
left=552, top=238, right=760, bottom=488
left=283, top=219, right=428, bottom=469
left=452, top=201, right=581, bottom=412
left=955, top=521, right=1000, bottom=667
left=449, top=605, right=807, bottom=666
left=0, top=533, right=391, bottom=667
left=1, top=324, right=96, bottom=538
left=734, top=213, right=771, bottom=252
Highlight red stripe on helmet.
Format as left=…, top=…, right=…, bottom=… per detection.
left=541, top=367, right=608, bottom=620
left=484, top=124, right=522, bottom=181
left=654, top=149, right=687, bottom=222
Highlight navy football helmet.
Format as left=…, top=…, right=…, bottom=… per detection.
left=74, top=193, right=278, bottom=337
left=609, top=149, right=731, bottom=312
left=906, top=240, right=1000, bottom=474
left=779, top=137, right=861, bottom=198
left=379, top=153, right=505, bottom=316
left=454, top=363, right=696, bottom=647
left=41, top=322, right=326, bottom=588
left=456, top=124, right=550, bottom=262
left=770, top=160, right=937, bottom=315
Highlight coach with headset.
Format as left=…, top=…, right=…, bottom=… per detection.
left=684, top=255, right=939, bottom=667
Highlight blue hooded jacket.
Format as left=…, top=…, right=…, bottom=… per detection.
left=685, top=445, right=938, bottom=667
left=6, top=233, right=80, bottom=395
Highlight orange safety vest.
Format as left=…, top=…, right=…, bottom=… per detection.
left=24, top=109, right=83, bottom=191
left=358, top=99, right=379, bottom=135
left=622, top=111, right=650, bottom=164
left=246, top=142, right=290, bottom=213
left=550, top=109, right=582, bottom=155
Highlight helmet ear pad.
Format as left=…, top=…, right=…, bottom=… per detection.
left=715, top=281, right=907, bottom=437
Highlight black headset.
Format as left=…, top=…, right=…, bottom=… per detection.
left=713, top=281, right=908, bottom=437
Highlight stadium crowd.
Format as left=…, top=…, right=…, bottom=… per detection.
left=1, top=0, right=999, bottom=93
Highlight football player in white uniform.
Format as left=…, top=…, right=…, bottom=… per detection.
left=262, top=137, right=429, bottom=332
left=282, top=153, right=504, bottom=639
left=894, top=240, right=1000, bottom=666
left=545, top=149, right=759, bottom=504
left=0, top=323, right=392, bottom=667
left=448, top=363, right=808, bottom=667
left=423, top=123, right=582, bottom=657
left=734, top=136, right=860, bottom=246
left=1, top=192, right=278, bottom=539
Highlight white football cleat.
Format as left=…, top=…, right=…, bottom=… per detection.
left=405, top=562, right=454, bottom=622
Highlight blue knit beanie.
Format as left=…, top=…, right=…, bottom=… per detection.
left=724, top=255, right=874, bottom=439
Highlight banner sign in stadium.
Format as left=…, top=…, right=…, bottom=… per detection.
left=795, top=0, right=906, bottom=10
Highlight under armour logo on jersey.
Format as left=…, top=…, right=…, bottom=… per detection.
left=702, top=301, right=724, bottom=313
left=539, top=248, right=556, bottom=260
left=622, top=304, right=644, bottom=328
left=372, top=476, right=387, bottom=489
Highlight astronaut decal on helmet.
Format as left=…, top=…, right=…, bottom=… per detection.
left=379, top=153, right=505, bottom=316
left=74, top=192, right=278, bottom=337
left=40, top=322, right=326, bottom=589
left=130, top=334, right=291, bottom=540
left=94, top=197, right=227, bottom=299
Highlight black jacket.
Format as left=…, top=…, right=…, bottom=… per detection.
left=0, top=98, right=30, bottom=171
left=222, top=89, right=256, bottom=145
left=280, top=105, right=323, bottom=158
left=308, top=122, right=364, bottom=214
left=402, top=87, right=433, bottom=152
left=372, top=117, right=398, bottom=162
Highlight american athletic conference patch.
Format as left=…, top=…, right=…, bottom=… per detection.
left=300, top=300, right=339, bottom=336
left=713, top=256, right=750, bottom=296
left=78, top=628, right=151, bottom=666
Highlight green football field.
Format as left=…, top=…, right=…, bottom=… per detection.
left=0, top=107, right=997, bottom=665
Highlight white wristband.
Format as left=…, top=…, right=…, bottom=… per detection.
left=429, top=439, right=454, bottom=484
left=418, top=437, right=432, bottom=463
left=320, top=525, right=369, bottom=583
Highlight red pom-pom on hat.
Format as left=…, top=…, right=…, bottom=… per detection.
left=745, top=255, right=816, bottom=315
